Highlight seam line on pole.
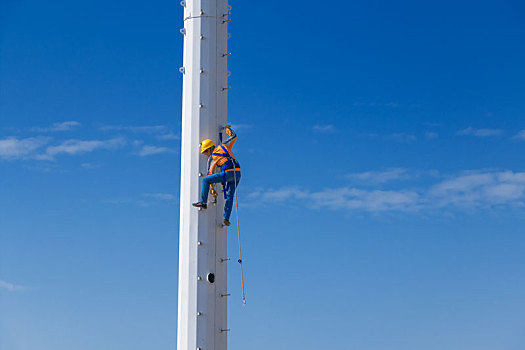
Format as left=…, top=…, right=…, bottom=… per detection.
left=184, top=15, right=221, bottom=21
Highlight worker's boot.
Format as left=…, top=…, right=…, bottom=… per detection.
left=192, top=202, right=207, bottom=209
left=223, top=219, right=231, bottom=226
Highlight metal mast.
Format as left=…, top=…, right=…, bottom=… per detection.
left=177, top=0, right=230, bottom=349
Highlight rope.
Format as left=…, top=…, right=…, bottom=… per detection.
left=232, top=169, right=246, bottom=306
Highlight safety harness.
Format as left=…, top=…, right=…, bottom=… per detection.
left=212, top=144, right=240, bottom=199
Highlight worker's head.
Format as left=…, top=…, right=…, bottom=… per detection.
left=200, top=139, right=215, bottom=156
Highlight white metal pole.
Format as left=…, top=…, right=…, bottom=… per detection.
left=177, top=0, right=230, bottom=350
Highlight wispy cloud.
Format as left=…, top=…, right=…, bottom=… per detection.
left=100, top=124, right=178, bottom=141
left=80, top=162, right=104, bottom=169
left=230, top=124, right=253, bottom=131
left=313, top=124, right=336, bottom=133
left=0, top=280, right=25, bottom=292
left=427, top=171, right=525, bottom=208
left=104, top=192, right=177, bottom=207
left=42, top=138, right=126, bottom=159
left=513, top=130, right=525, bottom=140
left=0, top=137, right=49, bottom=159
left=251, top=170, right=525, bottom=213
left=32, top=121, right=81, bottom=132
left=143, top=193, right=176, bottom=201
left=156, top=132, right=180, bottom=140
left=103, top=197, right=152, bottom=207
left=250, top=187, right=421, bottom=212
left=100, top=125, right=167, bottom=133
left=136, top=145, right=175, bottom=156
left=458, top=127, right=503, bottom=137
left=347, top=168, right=414, bottom=184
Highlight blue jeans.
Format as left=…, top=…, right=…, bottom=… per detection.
left=200, top=171, right=241, bottom=221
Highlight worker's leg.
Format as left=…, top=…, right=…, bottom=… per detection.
left=224, top=171, right=241, bottom=221
left=200, top=173, right=224, bottom=203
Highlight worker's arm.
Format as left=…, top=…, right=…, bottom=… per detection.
left=222, top=126, right=237, bottom=148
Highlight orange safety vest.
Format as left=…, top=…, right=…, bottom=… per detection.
left=211, top=144, right=240, bottom=173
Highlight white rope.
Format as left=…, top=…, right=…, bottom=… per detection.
left=232, top=169, right=246, bottom=305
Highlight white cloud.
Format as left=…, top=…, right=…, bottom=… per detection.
left=44, top=138, right=126, bottom=158
left=313, top=124, right=336, bottom=133
left=513, top=130, right=525, bottom=140
left=0, top=280, right=25, bottom=292
left=157, top=132, right=180, bottom=140
left=100, top=125, right=179, bottom=141
left=80, top=162, right=103, bottom=169
left=104, top=193, right=176, bottom=207
left=100, top=125, right=168, bottom=134
left=347, top=168, right=413, bottom=184
left=0, top=137, right=49, bottom=159
left=230, top=124, right=253, bottom=131
left=253, top=170, right=525, bottom=213
left=251, top=187, right=420, bottom=212
left=33, top=121, right=81, bottom=132
left=103, top=197, right=152, bottom=207
left=144, top=193, right=176, bottom=201
left=136, top=145, right=174, bottom=156
left=458, top=127, right=503, bottom=137
left=428, top=171, right=525, bottom=208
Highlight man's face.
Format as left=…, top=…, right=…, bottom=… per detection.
left=204, top=149, right=212, bottom=157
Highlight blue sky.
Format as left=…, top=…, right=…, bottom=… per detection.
left=1, top=0, right=525, bottom=349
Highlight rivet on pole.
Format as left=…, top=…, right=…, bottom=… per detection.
left=227, top=33, right=231, bottom=39
left=200, top=69, right=204, bottom=74
left=221, top=87, right=232, bottom=92
left=222, top=19, right=231, bottom=24
left=220, top=293, right=231, bottom=297
left=197, top=241, right=203, bottom=246
left=219, top=258, right=230, bottom=262
left=197, top=312, right=203, bottom=316
left=180, top=0, right=185, bottom=7
left=199, top=104, right=204, bottom=108
left=219, top=329, right=231, bottom=333
left=227, top=5, right=232, bottom=11
left=227, top=71, right=231, bottom=77
left=197, top=276, right=203, bottom=281
left=179, top=67, right=185, bottom=74
left=200, top=10, right=204, bottom=15
left=200, top=35, right=205, bottom=40
left=222, top=53, right=231, bottom=57
left=180, top=28, right=186, bottom=35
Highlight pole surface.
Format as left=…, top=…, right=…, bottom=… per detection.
left=177, top=0, right=230, bottom=349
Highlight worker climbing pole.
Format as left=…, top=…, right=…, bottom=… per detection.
left=193, top=126, right=246, bottom=304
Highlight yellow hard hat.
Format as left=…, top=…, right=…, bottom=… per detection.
left=200, top=139, right=215, bottom=153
